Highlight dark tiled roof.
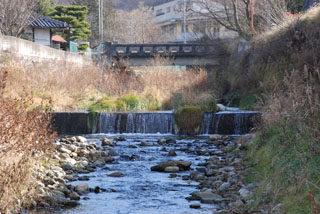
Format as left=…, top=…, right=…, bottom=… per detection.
left=30, top=16, right=70, bottom=29
left=302, top=0, right=320, bottom=10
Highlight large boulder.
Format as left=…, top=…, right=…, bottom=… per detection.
left=151, top=160, right=191, bottom=172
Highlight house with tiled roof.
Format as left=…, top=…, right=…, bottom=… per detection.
left=22, top=16, right=70, bottom=47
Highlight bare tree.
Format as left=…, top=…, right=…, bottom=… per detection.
left=190, top=0, right=291, bottom=40
left=112, top=3, right=166, bottom=44
left=0, top=0, right=40, bottom=37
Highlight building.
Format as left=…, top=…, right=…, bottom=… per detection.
left=22, top=16, right=70, bottom=47
left=153, top=0, right=238, bottom=43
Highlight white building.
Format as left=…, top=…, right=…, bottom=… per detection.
left=22, top=16, right=70, bottom=47
left=153, top=0, right=238, bottom=43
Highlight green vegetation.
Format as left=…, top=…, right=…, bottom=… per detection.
left=247, top=124, right=320, bottom=213
left=48, top=5, right=91, bottom=40
left=241, top=6, right=320, bottom=213
left=78, top=43, right=89, bottom=52
left=174, top=106, right=203, bottom=135
left=88, top=95, right=160, bottom=113
left=164, top=92, right=217, bottom=113
left=229, top=93, right=261, bottom=110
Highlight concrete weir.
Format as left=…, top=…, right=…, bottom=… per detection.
left=51, top=111, right=261, bottom=135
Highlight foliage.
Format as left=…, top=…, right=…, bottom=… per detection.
left=88, top=97, right=117, bottom=112
left=49, top=5, right=91, bottom=40
left=244, top=6, right=320, bottom=213
left=0, top=69, right=55, bottom=213
left=88, top=94, right=160, bottom=112
left=38, top=0, right=53, bottom=15
left=174, top=105, right=203, bottom=135
left=78, top=43, right=89, bottom=52
left=72, top=0, right=116, bottom=47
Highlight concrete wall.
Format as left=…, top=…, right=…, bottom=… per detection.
left=34, top=28, right=51, bottom=47
left=0, top=36, right=93, bottom=66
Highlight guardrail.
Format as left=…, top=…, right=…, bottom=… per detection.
left=106, top=43, right=217, bottom=58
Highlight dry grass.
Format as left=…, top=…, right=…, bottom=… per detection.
left=0, top=54, right=216, bottom=111
left=0, top=58, right=105, bottom=111
left=243, top=5, right=320, bottom=213
left=0, top=69, right=56, bottom=213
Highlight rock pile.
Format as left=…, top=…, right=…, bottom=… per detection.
left=33, top=136, right=115, bottom=208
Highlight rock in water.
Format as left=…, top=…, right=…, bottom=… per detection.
left=101, top=138, right=114, bottom=146
left=190, top=204, right=201, bottom=209
left=168, top=149, right=177, bottom=156
left=151, top=160, right=192, bottom=172
left=191, top=189, right=223, bottom=204
left=164, top=166, right=180, bottom=173
left=209, top=134, right=223, bottom=141
left=69, top=192, right=80, bottom=200
left=76, top=136, right=87, bottom=143
left=75, top=183, right=89, bottom=194
left=108, top=172, right=124, bottom=177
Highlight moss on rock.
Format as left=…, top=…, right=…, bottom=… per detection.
left=174, top=105, right=203, bottom=135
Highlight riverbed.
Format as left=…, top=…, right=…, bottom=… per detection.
left=29, top=134, right=226, bottom=214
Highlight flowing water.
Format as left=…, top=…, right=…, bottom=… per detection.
left=31, top=134, right=221, bottom=214
left=96, top=111, right=260, bottom=135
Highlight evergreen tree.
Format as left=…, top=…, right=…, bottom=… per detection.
left=72, top=0, right=116, bottom=47
left=48, top=5, right=91, bottom=40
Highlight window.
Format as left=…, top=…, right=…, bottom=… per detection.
left=156, top=9, right=164, bottom=16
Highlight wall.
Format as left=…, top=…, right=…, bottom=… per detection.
left=0, top=35, right=93, bottom=66
left=34, top=28, right=51, bottom=47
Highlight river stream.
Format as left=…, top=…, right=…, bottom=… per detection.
left=30, top=134, right=224, bottom=214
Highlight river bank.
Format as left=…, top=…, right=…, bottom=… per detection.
left=26, top=133, right=258, bottom=214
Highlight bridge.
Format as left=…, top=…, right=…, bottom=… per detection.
left=102, top=42, right=221, bottom=67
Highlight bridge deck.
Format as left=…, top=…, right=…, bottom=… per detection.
left=104, top=42, right=220, bottom=66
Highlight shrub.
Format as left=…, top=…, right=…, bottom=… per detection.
left=88, top=97, right=116, bottom=112
left=121, top=94, right=141, bottom=110
left=174, top=105, right=203, bottom=135
left=0, top=70, right=55, bottom=213
left=78, top=43, right=89, bottom=52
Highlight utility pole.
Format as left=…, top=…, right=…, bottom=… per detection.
left=183, top=0, right=187, bottom=44
left=130, top=16, right=133, bottom=43
left=266, top=0, right=271, bottom=31
left=99, top=0, right=104, bottom=41
left=99, top=0, right=101, bottom=41
left=101, top=0, right=104, bottom=41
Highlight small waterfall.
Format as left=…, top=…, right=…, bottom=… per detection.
left=234, top=113, right=250, bottom=135
left=97, top=111, right=175, bottom=134
left=202, top=111, right=260, bottom=135
left=214, top=114, right=222, bottom=134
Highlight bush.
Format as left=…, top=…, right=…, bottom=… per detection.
left=0, top=71, right=55, bottom=213
left=78, top=43, right=89, bottom=52
left=174, top=105, right=203, bottom=135
left=244, top=7, right=320, bottom=211
left=164, top=91, right=217, bottom=112
left=88, top=97, right=117, bottom=112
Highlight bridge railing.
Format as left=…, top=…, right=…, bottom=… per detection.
left=106, top=43, right=217, bottom=57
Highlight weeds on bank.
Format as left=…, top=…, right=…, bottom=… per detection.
left=0, top=55, right=217, bottom=112
left=0, top=68, right=55, bottom=213
left=245, top=6, right=320, bottom=213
